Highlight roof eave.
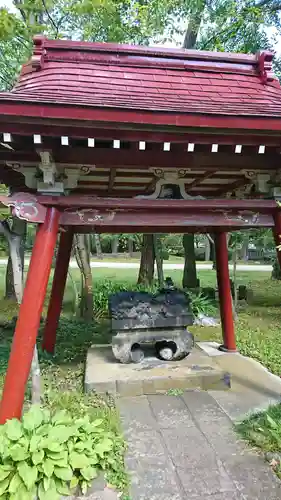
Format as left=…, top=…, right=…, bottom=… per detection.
left=0, top=98, right=281, bottom=134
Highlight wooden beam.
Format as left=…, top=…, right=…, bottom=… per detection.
left=60, top=211, right=273, bottom=229
left=216, top=177, right=249, bottom=196
left=2, top=101, right=281, bottom=133
left=186, top=170, right=217, bottom=190
left=14, top=193, right=276, bottom=212
left=0, top=148, right=278, bottom=170
left=2, top=122, right=281, bottom=146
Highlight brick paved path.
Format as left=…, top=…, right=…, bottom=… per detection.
left=117, top=391, right=281, bottom=500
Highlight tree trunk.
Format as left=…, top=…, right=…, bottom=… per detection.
left=232, top=244, right=238, bottom=319
left=31, top=346, right=41, bottom=405
left=183, top=0, right=206, bottom=49
left=137, top=234, right=155, bottom=285
left=207, top=234, right=216, bottom=269
left=241, top=234, right=249, bottom=261
left=182, top=234, right=198, bottom=289
left=94, top=233, right=103, bottom=259
left=153, top=234, right=164, bottom=288
left=74, top=234, right=93, bottom=321
left=128, top=236, right=134, bottom=257
left=111, top=235, right=119, bottom=257
left=204, top=235, right=211, bottom=261
left=5, top=218, right=26, bottom=300
left=0, top=219, right=41, bottom=404
left=272, top=257, right=281, bottom=280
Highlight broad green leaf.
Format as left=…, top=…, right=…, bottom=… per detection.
left=54, top=466, right=73, bottom=481
left=0, top=476, right=9, bottom=495
left=43, top=475, right=51, bottom=491
left=48, top=425, right=75, bottom=443
left=29, top=434, right=42, bottom=453
left=69, top=451, right=90, bottom=469
left=41, top=408, right=51, bottom=423
left=73, top=441, right=87, bottom=452
left=95, top=438, right=113, bottom=457
left=32, top=449, right=44, bottom=465
left=22, top=405, right=44, bottom=431
left=18, top=462, right=38, bottom=490
left=0, top=465, right=12, bottom=481
left=91, top=419, right=104, bottom=427
left=8, top=472, right=23, bottom=493
left=38, top=480, right=60, bottom=500
left=80, top=465, right=97, bottom=481
left=52, top=410, right=72, bottom=426
left=10, top=445, right=29, bottom=462
left=70, top=475, right=79, bottom=489
left=88, top=453, right=99, bottom=465
left=67, top=440, right=74, bottom=453
left=46, top=441, right=63, bottom=453
left=10, top=481, right=33, bottom=500
left=5, top=419, right=23, bottom=441
left=49, top=458, right=68, bottom=468
left=76, top=417, right=90, bottom=428
left=54, top=477, right=71, bottom=495
left=0, top=436, right=9, bottom=455
left=35, top=424, right=52, bottom=437
left=46, top=450, right=68, bottom=468
left=42, top=458, right=54, bottom=478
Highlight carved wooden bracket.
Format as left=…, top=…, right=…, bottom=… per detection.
left=136, top=168, right=204, bottom=200
left=0, top=193, right=46, bottom=223
left=257, top=51, right=275, bottom=84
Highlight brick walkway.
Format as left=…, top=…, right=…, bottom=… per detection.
left=117, top=391, right=281, bottom=500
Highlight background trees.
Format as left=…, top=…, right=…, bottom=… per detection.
left=0, top=0, right=280, bottom=309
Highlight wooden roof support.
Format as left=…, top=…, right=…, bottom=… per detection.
left=186, top=170, right=216, bottom=190
left=216, top=177, right=250, bottom=196
left=3, top=124, right=281, bottom=147
left=108, top=167, right=116, bottom=193
left=0, top=149, right=279, bottom=171
left=8, top=193, right=275, bottom=212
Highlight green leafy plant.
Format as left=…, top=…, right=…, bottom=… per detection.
left=0, top=405, right=123, bottom=499
left=189, top=292, right=217, bottom=317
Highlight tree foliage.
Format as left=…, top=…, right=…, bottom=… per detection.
left=1, top=0, right=281, bottom=90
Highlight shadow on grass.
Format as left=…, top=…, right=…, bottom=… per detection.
left=0, top=315, right=112, bottom=376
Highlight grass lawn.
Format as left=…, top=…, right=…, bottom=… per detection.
left=236, top=404, right=281, bottom=480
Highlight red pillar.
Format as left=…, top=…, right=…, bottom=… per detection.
left=42, top=229, right=74, bottom=353
left=215, top=232, right=236, bottom=352
left=0, top=208, right=60, bottom=423
left=273, top=211, right=281, bottom=270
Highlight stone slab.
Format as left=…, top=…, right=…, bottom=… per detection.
left=198, top=341, right=281, bottom=397
left=85, top=345, right=230, bottom=396
left=117, top=390, right=281, bottom=500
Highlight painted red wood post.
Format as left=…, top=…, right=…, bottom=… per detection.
left=214, top=232, right=237, bottom=352
left=273, top=211, right=281, bottom=270
left=42, top=229, right=74, bottom=353
left=0, top=208, right=60, bottom=423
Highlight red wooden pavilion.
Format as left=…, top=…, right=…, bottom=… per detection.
left=0, top=36, right=281, bottom=422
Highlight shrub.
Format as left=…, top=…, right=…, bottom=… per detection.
left=189, top=292, right=217, bottom=317
left=93, top=279, right=158, bottom=318
left=0, top=405, right=124, bottom=499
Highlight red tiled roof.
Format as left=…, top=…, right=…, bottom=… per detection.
left=1, top=36, right=281, bottom=119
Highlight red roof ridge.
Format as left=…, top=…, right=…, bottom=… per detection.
left=29, top=36, right=276, bottom=84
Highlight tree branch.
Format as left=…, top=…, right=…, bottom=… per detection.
left=41, top=0, right=59, bottom=36
left=0, top=220, right=12, bottom=241
left=255, top=0, right=281, bottom=11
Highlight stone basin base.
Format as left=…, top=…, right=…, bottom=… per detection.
left=85, top=345, right=231, bottom=396
left=112, top=327, right=194, bottom=364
